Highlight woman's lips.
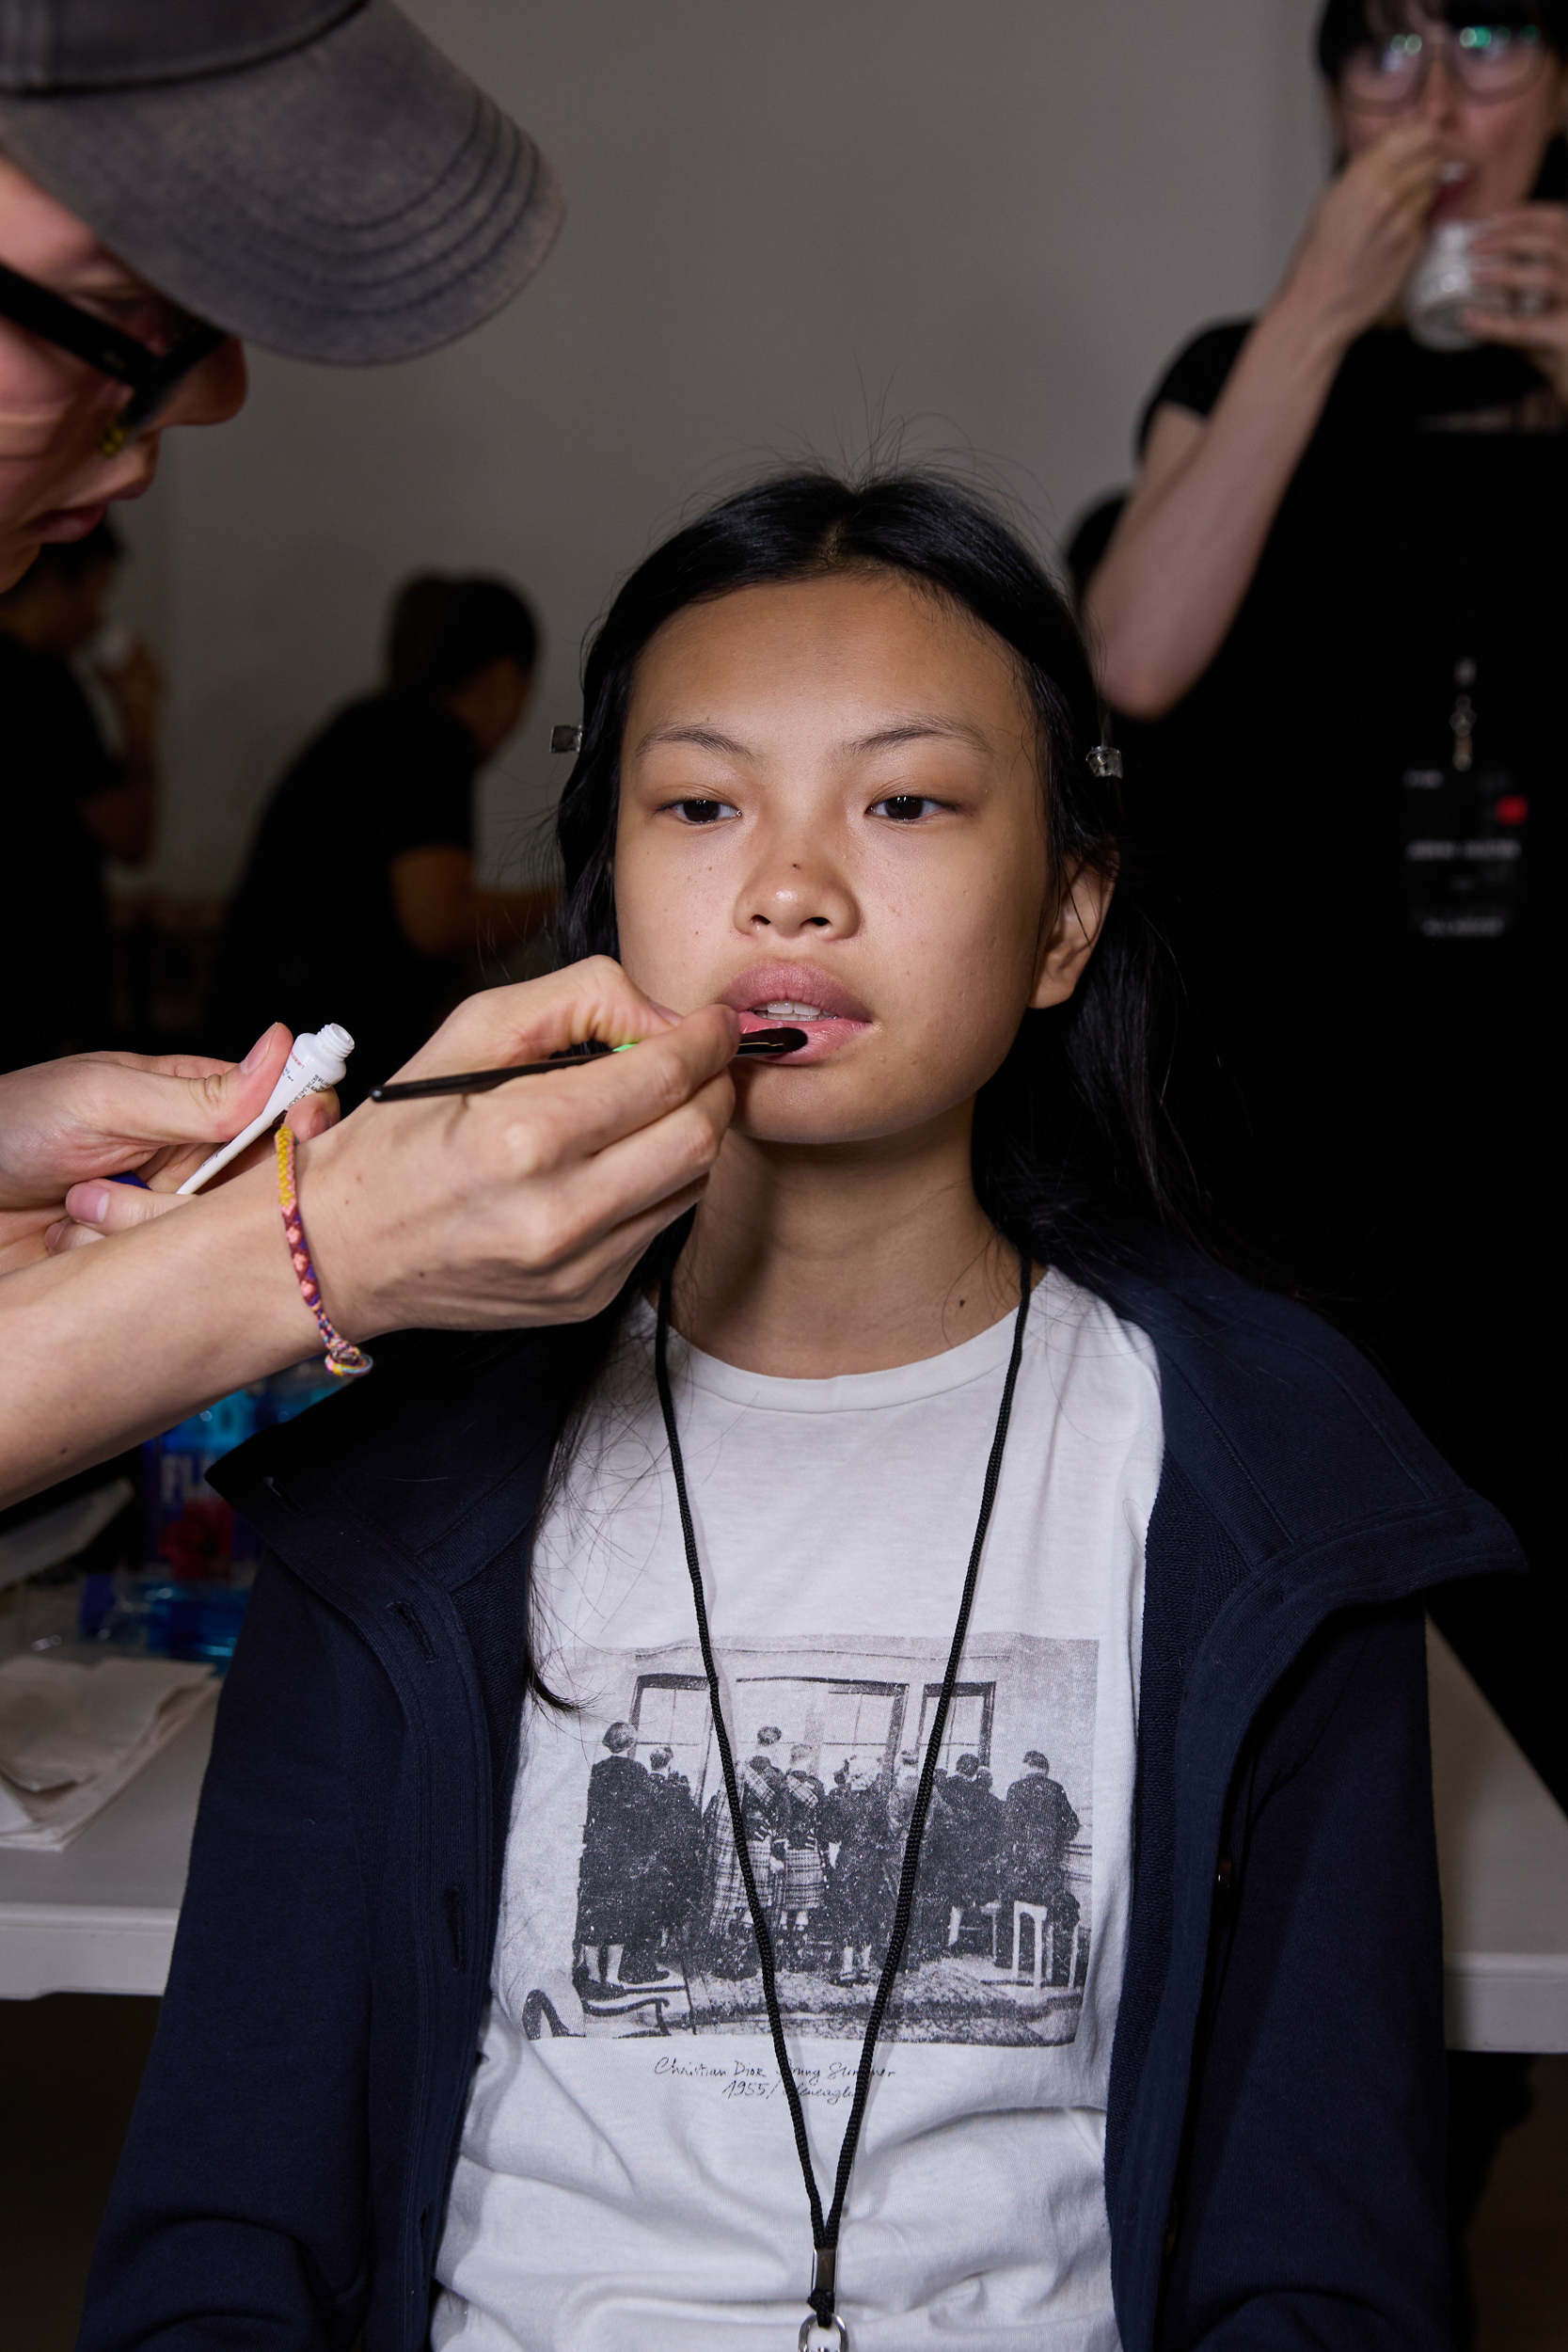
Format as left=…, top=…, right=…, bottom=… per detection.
left=1432, top=162, right=1475, bottom=219
left=28, top=501, right=110, bottom=543
left=735, top=1013, right=865, bottom=1064
left=722, top=963, right=873, bottom=1063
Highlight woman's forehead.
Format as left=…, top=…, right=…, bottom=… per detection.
left=626, top=571, right=1033, bottom=749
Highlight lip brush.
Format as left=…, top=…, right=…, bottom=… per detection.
left=369, top=1025, right=808, bottom=1104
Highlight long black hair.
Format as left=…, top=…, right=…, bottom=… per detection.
left=555, top=469, right=1189, bottom=1281
left=1317, top=0, right=1568, bottom=77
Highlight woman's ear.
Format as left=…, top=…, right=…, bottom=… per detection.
left=1029, top=858, right=1115, bottom=1011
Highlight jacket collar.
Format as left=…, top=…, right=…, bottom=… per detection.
left=215, top=1248, right=1522, bottom=1638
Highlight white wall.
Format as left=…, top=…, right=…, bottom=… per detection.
left=115, top=0, right=1330, bottom=898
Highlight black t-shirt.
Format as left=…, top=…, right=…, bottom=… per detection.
left=1118, top=323, right=1568, bottom=1793
left=1117, top=320, right=1565, bottom=1085
left=1137, top=314, right=1565, bottom=447
left=0, top=632, right=118, bottom=1072
left=207, top=691, right=478, bottom=1102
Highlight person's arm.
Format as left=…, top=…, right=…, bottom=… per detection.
left=1085, top=124, right=1442, bottom=721
left=0, top=961, right=737, bottom=1509
left=1162, top=1602, right=1448, bottom=2347
left=388, top=843, right=555, bottom=959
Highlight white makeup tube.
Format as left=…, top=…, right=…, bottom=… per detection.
left=177, top=1024, right=354, bottom=1196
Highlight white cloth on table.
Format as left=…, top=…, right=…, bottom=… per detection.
left=0, top=1654, right=215, bottom=1851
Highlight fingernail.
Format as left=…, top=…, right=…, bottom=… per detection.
left=44, top=1221, right=68, bottom=1252
left=66, top=1183, right=108, bottom=1224
left=241, top=1024, right=278, bottom=1074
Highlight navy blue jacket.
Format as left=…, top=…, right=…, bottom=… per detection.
left=81, top=1252, right=1522, bottom=2351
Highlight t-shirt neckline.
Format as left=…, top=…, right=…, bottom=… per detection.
left=626, top=1272, right=1061, bottom=1417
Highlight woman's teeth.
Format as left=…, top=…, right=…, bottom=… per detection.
left=755, top=1000, right=826, bottom=1019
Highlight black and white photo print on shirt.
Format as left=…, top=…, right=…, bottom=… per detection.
left=499, top=1631, right=1096, bottom=2047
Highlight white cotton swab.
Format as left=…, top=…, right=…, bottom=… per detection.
left=176, top=1024, right=355, bottom=1196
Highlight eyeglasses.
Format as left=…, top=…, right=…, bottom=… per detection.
left=1340, top=21, right=1549, bottom=110
left=0, top=260, right=228, bottom=455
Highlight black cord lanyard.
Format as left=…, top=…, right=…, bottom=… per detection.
left=653, top=1255, right=1032, bottom=2351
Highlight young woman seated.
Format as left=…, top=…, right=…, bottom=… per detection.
left=80, top=473, right=1517, bottom=2352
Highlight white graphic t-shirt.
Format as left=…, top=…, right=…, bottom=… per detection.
left=434, top=1271, right=1162, bottom=2352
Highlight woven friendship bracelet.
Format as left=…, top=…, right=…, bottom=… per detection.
left=276, top=1126, right=373, bottom=1380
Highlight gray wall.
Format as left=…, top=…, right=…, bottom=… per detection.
left=115, top=0, right=1330, bottom=898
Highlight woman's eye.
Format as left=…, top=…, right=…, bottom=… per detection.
left=668, top=797, right=738, bottom=825
left=74, top=290, right=182, bottom=345
left=871, top=794, right=943, bottom=822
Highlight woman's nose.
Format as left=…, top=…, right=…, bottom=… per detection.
left=735, top=843, right=857, bottom=938
left=151, top=338, right=249, bottom=435
left=1416, top=50, right=1465, bottom=124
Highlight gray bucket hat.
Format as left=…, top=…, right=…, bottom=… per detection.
left=0, top=0, right=565, bottom=363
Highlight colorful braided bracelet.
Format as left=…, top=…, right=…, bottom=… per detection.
left=277, top=1125, right=373, bottom=1380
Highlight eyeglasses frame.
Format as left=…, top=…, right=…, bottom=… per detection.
left=1339, top=21, right=1551, bottom=113
left=0, top=259, right=229, bottom=456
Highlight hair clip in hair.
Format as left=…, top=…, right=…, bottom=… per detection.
left=1087, top=744, right=1122, bottom=779
left=550, top=723, right=583, bottom=755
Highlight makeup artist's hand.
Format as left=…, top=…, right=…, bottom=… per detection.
left=294, top=960, right=738, bottom=1335
left=0, top=1025, right=337, bottom=1269
left=0, top=965, right=735, bottom=1511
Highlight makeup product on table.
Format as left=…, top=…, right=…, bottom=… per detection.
left=177, top=1024, right=355, bottom=1195
left=370, top=1026, right=807, bottom=1104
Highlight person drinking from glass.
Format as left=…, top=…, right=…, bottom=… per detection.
left=1081, top=28, right=1567, bottom=2323
left=1081, top=2, right=1567, bottom=1812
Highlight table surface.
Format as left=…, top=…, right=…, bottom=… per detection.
left=0, top=1695, right=214, bottom=1999
left=1, top=1633, right=1565, bottom=2046
left=1427, top=1622, right=1568, bottom=2052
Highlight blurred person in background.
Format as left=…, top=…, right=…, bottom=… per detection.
left=0, top=2, right=562, bottom=592
left=1080, top=0, right=1566, bottom=1798
left=0, top=516, right=158, bottom=1069
left=1079, top=12, right=1568, bottom=2318
left=207, top=575, right=555, bottom=1105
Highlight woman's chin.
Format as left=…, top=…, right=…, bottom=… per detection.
left=730, top=1089, right=889, bottom=1150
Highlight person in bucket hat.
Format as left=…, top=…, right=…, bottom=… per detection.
left=0, top=5, right=740, bottom=1543
left=0, top=0, right=563, bottom=585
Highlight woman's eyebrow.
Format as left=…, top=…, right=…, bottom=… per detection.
left=634, top=723, right=753, bottom=760
left=634, top=714, right=993, bottom=761
left=52, top=251, right=161, bottom=296
left=848, top=717, right=993, bottom=757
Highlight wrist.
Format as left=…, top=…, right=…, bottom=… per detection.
left=1257, top=277, right=1358, bottom=382
left=274, top=1128, right=373, bottom=1376
left=204, top=1161, right=329, bottom=1365
left=285, top=1122, right=387, bottom=1345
